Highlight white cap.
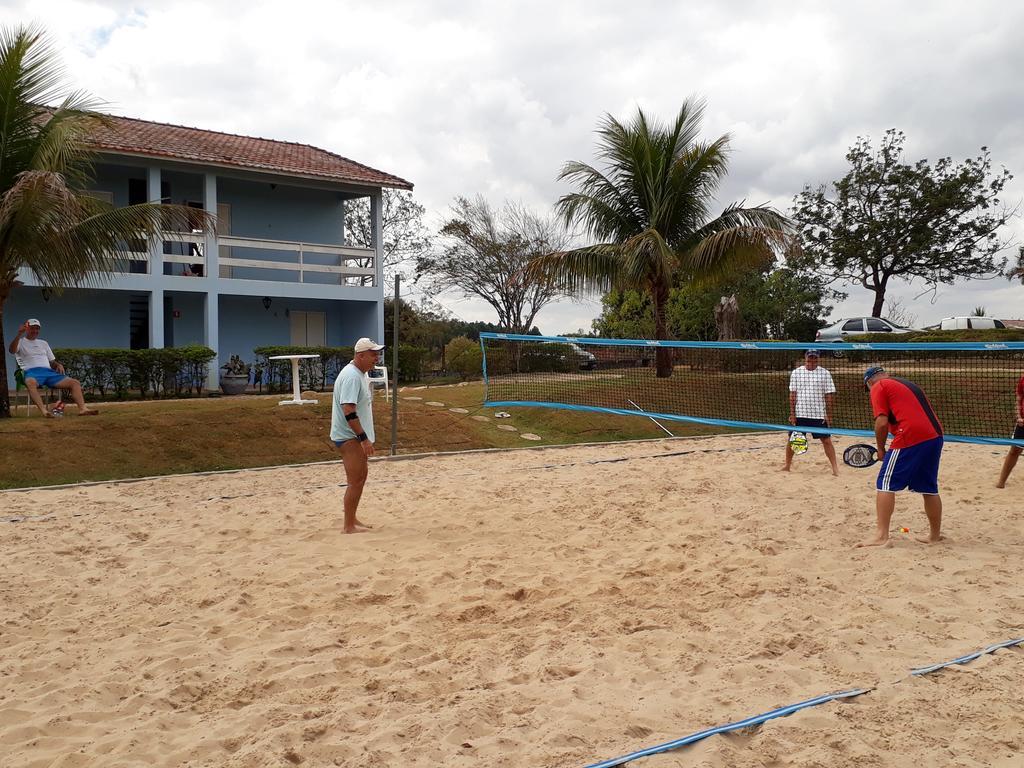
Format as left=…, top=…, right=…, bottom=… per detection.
left=354, top=337, right=384, bottom=353
left=26, top=318, right=41, bottom=327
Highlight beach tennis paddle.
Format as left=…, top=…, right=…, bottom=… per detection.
left=843, top=443, right=879, bottom=468
left=788, top=431, right=809, bottom=456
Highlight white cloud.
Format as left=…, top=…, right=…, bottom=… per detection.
left=4, top=0, right=1023, bottom=330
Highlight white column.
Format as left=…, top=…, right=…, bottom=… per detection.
left=371, top=190, right=385, bottom=342
left=147, top=167, right=162, bottom=276
left=203, top=173, right=220, bottom=390
left=149, top=289, right=164, bottom=349
left=204, top=292, right=219, bottom=390
left=204, top=173, right=218, bottom=277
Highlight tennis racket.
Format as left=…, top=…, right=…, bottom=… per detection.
left=788, top=431, right=809, bottom=455
left=843, top=443, right=879, bottom=468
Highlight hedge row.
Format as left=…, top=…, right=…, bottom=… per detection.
left=53, top=346, right=217, bottom=399
left=251, top=345, right=428, bottom=391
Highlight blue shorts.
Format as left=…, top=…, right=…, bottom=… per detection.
left=23, top=367, right=68, bottom=388
left=876, top=436, right=943, bottom=494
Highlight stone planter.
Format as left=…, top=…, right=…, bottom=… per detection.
left=220, top=374, right=249, bottom=395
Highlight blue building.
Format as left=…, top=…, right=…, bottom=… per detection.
left=4, top=113, right=411, bottom=388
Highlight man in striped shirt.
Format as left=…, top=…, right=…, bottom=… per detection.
left=859, top=366, right=944, bottom=548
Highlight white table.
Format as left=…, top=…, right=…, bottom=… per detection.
left=268, top=354, right=320, bottom=405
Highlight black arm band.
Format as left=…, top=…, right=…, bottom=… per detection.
left=345, top=411, right=358, bottom=422
left=356, top=432, right=368, bottom=442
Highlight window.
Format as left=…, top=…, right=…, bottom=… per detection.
left=842, top=319, right=864, bottom=332
left=995, top=319, right=1006, bottom=329
left=865, top=318, right=891, bottom=332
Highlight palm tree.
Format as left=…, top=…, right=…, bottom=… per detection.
left=1008, top=246, right=1024, bottom=285
left=0, top=25, right=210, bottom=417
left=530, top=98, right=795, bottom=377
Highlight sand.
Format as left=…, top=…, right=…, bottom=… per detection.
left=1, top=434, right=1022, bottom=767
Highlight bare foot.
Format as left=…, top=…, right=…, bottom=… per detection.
left=42, top=411, right=54, bottom=419
left=780, top=465, right=791, bottom=472
left=832, top=470, right=839, bottom=476
left=343, top=526, right=370, bottom=534
left=915, top=534, right=943, bottom=545
left=996, top=482, right=1006, bottom=489
left=856, top=537, right=892, bottom=548
left=78, top=408, right=99, bottom=416
left=353, top=519, right=373, bottom=529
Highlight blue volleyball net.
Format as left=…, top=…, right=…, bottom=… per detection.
left=479, top=333, right=1024, bottom=447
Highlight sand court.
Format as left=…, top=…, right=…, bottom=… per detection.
left=1, top=434, right=1022, bottom=767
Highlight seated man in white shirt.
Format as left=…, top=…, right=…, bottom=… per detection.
left=9, top=319, right=98, bottom=417
left=783, top=348, right=838, bottom=475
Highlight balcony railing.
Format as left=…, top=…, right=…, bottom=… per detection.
left=115, top=233, right=377, bottom=286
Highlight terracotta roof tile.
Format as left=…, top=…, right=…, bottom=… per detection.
left=85, top=112, right=412, bottom=190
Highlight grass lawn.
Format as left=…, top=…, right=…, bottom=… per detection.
left=0, top=382, right=729, bottom=489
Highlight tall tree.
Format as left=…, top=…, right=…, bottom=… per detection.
left=792, top=129, right=1014, bottom=317
left=415, top=196, right=569, bottom=335
left=345, top=189, right=431, bottom=282
left=528, top=98, right=793, bottom=377
left=0, top=25, right=211, bottom=417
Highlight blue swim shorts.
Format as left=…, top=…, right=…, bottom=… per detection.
left=876, top=436, right=943, bottom=494
left=23, top=367, right=68, bottom=388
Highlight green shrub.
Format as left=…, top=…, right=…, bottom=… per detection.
left=445, top=337, right=483, bottom=380
left=52, top=346, right=216, bottom=399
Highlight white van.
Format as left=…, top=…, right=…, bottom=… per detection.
left=938, top=316, right=1006, bottom=330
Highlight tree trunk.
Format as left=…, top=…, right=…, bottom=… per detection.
left=871, top=287, right=886, bottom=318
left=0, top=283, right=12, bottom=418
left=653, top=282, right=672, bottom=378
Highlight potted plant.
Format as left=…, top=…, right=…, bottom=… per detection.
left=219, top=355, right=251, bottom=395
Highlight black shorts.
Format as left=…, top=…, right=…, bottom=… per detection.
left=1013, top=424, right=1024, bottom=441
left=795, top=417, right=831, bottom=440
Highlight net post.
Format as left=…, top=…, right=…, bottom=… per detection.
left=390, top=274, right=400, bottom=457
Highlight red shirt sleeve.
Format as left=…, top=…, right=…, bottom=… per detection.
left=870, top=381, right=888, bottom=419
left=1017, top=375, right=1024, bottom=399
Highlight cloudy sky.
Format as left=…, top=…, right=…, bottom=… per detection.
left=5, top=0, right=1024, bottom=333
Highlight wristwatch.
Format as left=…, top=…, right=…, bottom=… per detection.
left=356, top=432, right=368, bottom=442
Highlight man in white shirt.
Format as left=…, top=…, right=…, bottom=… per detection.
left=783, top=349, right=838, bottom=475
left=330, top=337, right=384, bottom=533
left=8, top=319, right=98, bottom=417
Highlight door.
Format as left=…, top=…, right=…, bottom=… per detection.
left=289, top=311, right=327, bottom=346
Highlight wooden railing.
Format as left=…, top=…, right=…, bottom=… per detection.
left=114, top=233, right=377, bottom=285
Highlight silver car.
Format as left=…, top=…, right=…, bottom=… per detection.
left=815, top=317, right=915, bottom=342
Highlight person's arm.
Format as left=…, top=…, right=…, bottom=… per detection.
left=45, top=342, right=64, bottom=374
left=788, top=391, right=797, bottom=424
left=8, top=321, right=27, bottom=354
left=1016, top=387, right=1024, bottom=424
left=874, top=415, right=889, bottom=459
left=824, top=392, right=834, bottom=426
left=341, top=403, right=374, bottom=455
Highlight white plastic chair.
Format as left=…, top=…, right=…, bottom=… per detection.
left=368, top=365, right=390, bottom=400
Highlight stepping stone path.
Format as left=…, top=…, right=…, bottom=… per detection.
left=403, top=396, right=423, bottom=401
left=471, top=415, right=490, bottom=422
left=520, top=433, right=542, bottom=441
left=449, top=408, right=469, bottom=414
left=425, top=401, right=445, bottom=407
left=496, top=424, right=518, bottom=432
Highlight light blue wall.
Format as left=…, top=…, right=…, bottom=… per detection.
left=4, top=287, right=131, bottom=386
left=218, top=178, right=347, bottom=284
left=166, top=291, right=206, bottom=347
left=218, top=295, right=379, bottom=365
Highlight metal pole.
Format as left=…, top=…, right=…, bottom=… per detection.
left=390, top=274, right=400, bottom=456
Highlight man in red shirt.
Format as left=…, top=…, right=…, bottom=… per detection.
left=996, top=373, right=1024, bottom=488
left=859, top=366, right=944, bottom=547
